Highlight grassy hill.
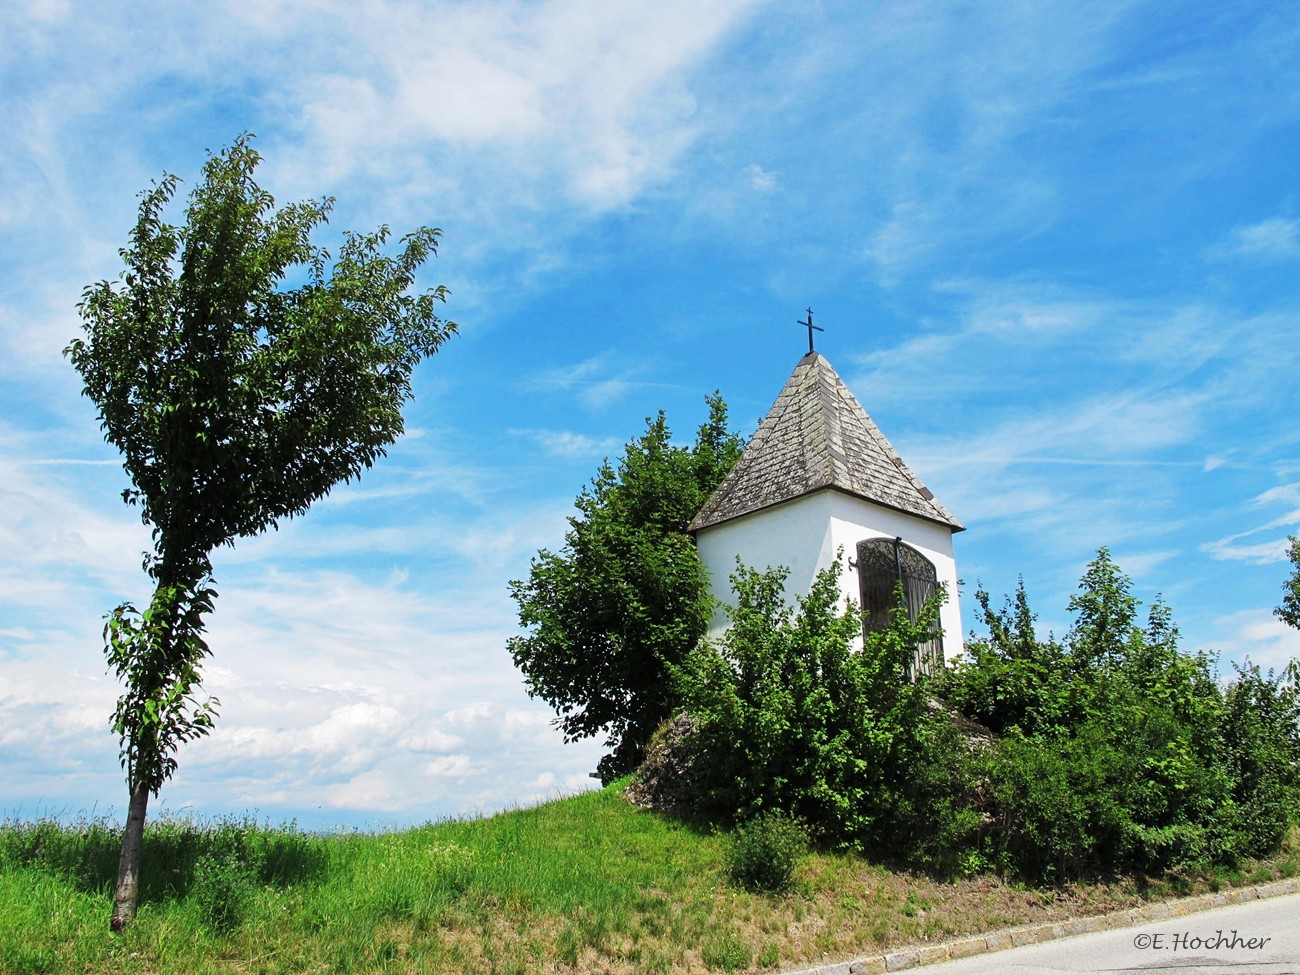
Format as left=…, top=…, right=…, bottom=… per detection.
left=3, top=783, right=1297, bottom=975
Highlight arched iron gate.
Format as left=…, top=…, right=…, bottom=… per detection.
left=855, top=537, right=942, bottom=678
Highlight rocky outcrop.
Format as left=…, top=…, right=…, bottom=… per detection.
left=623, top=712, right=703, bottom=813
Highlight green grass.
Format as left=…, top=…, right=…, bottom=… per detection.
left=3, top=787, right=1297, bottom=974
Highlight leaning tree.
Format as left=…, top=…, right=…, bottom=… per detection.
left=66, top=135, right=456, bottom=929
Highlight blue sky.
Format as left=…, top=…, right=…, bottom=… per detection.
left=2, top=0, right=1298, bottom=829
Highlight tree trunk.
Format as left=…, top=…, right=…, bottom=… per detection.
left=110, top=781, right=150, bottom=931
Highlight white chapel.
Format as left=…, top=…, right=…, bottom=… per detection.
left=688, top=343, right=965, bottom=670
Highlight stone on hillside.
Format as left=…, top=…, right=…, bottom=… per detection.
left=624, top=712, right=703, bottom=813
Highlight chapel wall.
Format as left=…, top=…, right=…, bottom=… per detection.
left=695, top=489, right=963, bottom=660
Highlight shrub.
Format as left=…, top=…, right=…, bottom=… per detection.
left=0, top=816, right=120, bottom=893
left=937, top=579, right=1071, bottom=738
left=948, top=549, right=1300, bottom=881
left=726, top=811, right=807, bottom=892
left=1217, top=661, right=1300, bottom=856
left=677, top=559, right=973, bottom=864
left=670, top=546, right=1300, bottom=883
left=981, top=725, right=1119, bottom=880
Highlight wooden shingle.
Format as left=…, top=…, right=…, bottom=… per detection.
left=689, top=352, right=963, bottom=532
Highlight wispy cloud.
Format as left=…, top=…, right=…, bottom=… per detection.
left=1201, top=537, right=1292, bottom=565
left=1207, top=217, right=1300, bottom=263
left=507, top=428, right=621, bottom=459
left=0, top=450, right=148, bottom=601
left=1201, top=481, right=1300, bottom=565
left=854, top=281, right=1295, bottom=599
left=1205, top=610, right=1300, bottom=675
left=744, top=164, right=777, bottom=194
left=266, top=0, right=762, bottom=211
left=837, top=5, right=1129, bottom=284
left=523, top=354, right=688, bottom=410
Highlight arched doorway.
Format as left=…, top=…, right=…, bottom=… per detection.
left=855, top=536, right=943, bottom=678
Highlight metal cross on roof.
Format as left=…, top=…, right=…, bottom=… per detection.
left=797, top=307, right=823, bottom=354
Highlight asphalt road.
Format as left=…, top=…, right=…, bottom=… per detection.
left=913, top=891, right=1299, bottom=974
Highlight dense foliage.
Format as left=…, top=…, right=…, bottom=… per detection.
left=509, top=397, right=745, bottom=782
left=944, top=548, right=1300, bottom=880
left=675, top=560, right=975, bottom=868
left=1279, top=535, right=1300, bottom=631
left=67, top=133, right=455, bottom=927
left=673, top=547, right=1299, bottom=883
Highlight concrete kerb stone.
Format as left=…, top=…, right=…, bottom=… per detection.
left=778, top=878, right=1300, bottom=975
left=849, top=960, right=886, bottom=975
left=916, top=945, right=951, bottom=965
left=883, top=948, right=920, bottom=971
left=945, top=938, right=985, bottom=960
left=979, top=932, right=1011, bottom=952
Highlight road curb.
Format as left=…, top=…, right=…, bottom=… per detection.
left=779, top=877, right=1300, bottom=975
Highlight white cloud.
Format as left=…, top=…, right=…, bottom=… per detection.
left=1107, top=549, right=1179, bottom=580
left=531, top=771, right=558, bottom=791
left=1201, top=481, right=1300, bottom=565
left=264, top=0, right=761, bottom=212
left=0, top=441, right=149, bottom=612
left=424, top=754, right=479, bottom=778
left=321, top=769, right=416, bottom=813
left=0, top=0, right=766, bottom=394
left=507, top=428, right=620, bottom=459
left=916, top=387, right=1205, bottom=476
left=400, top=729, right=465, bottom=753
left=848, top=280, right=1128, bottom=411
left=523, top=353, right=687, bottom=410
left=1207, top=610, right=1300, bottom=675
left=1254, top=483, right=1300, bottom=511
left=119, top=585, right=605, bottom=821
left=1208, top=217, right=1300, bottom=263
left=744, top=164, right=777, bottom=193
left=14, top=0, right=72, bottom=23
left=5, top=0, right=1300, bottom=830
left=1202, top=538, right=1292, bottom=565
left=0, top=424, right=607, bottom=824
left=444, top=702, right=495, bottom=726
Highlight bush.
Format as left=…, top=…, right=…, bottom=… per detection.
left=676, top=559, right=975, bottom=865
left=947, top=549, right=1300, bottom=881
left=981, top=725, right=1119, bottom=880
left=670, top=546, right=1300, bottom=883
left=726, top=812, right=807, bottom=892
left=0, top=816, right=120, bottom=893
left=1217, top=661, right=1300, bottom=856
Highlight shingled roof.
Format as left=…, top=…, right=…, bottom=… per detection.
left=689, top=352, right=963, bottom=533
